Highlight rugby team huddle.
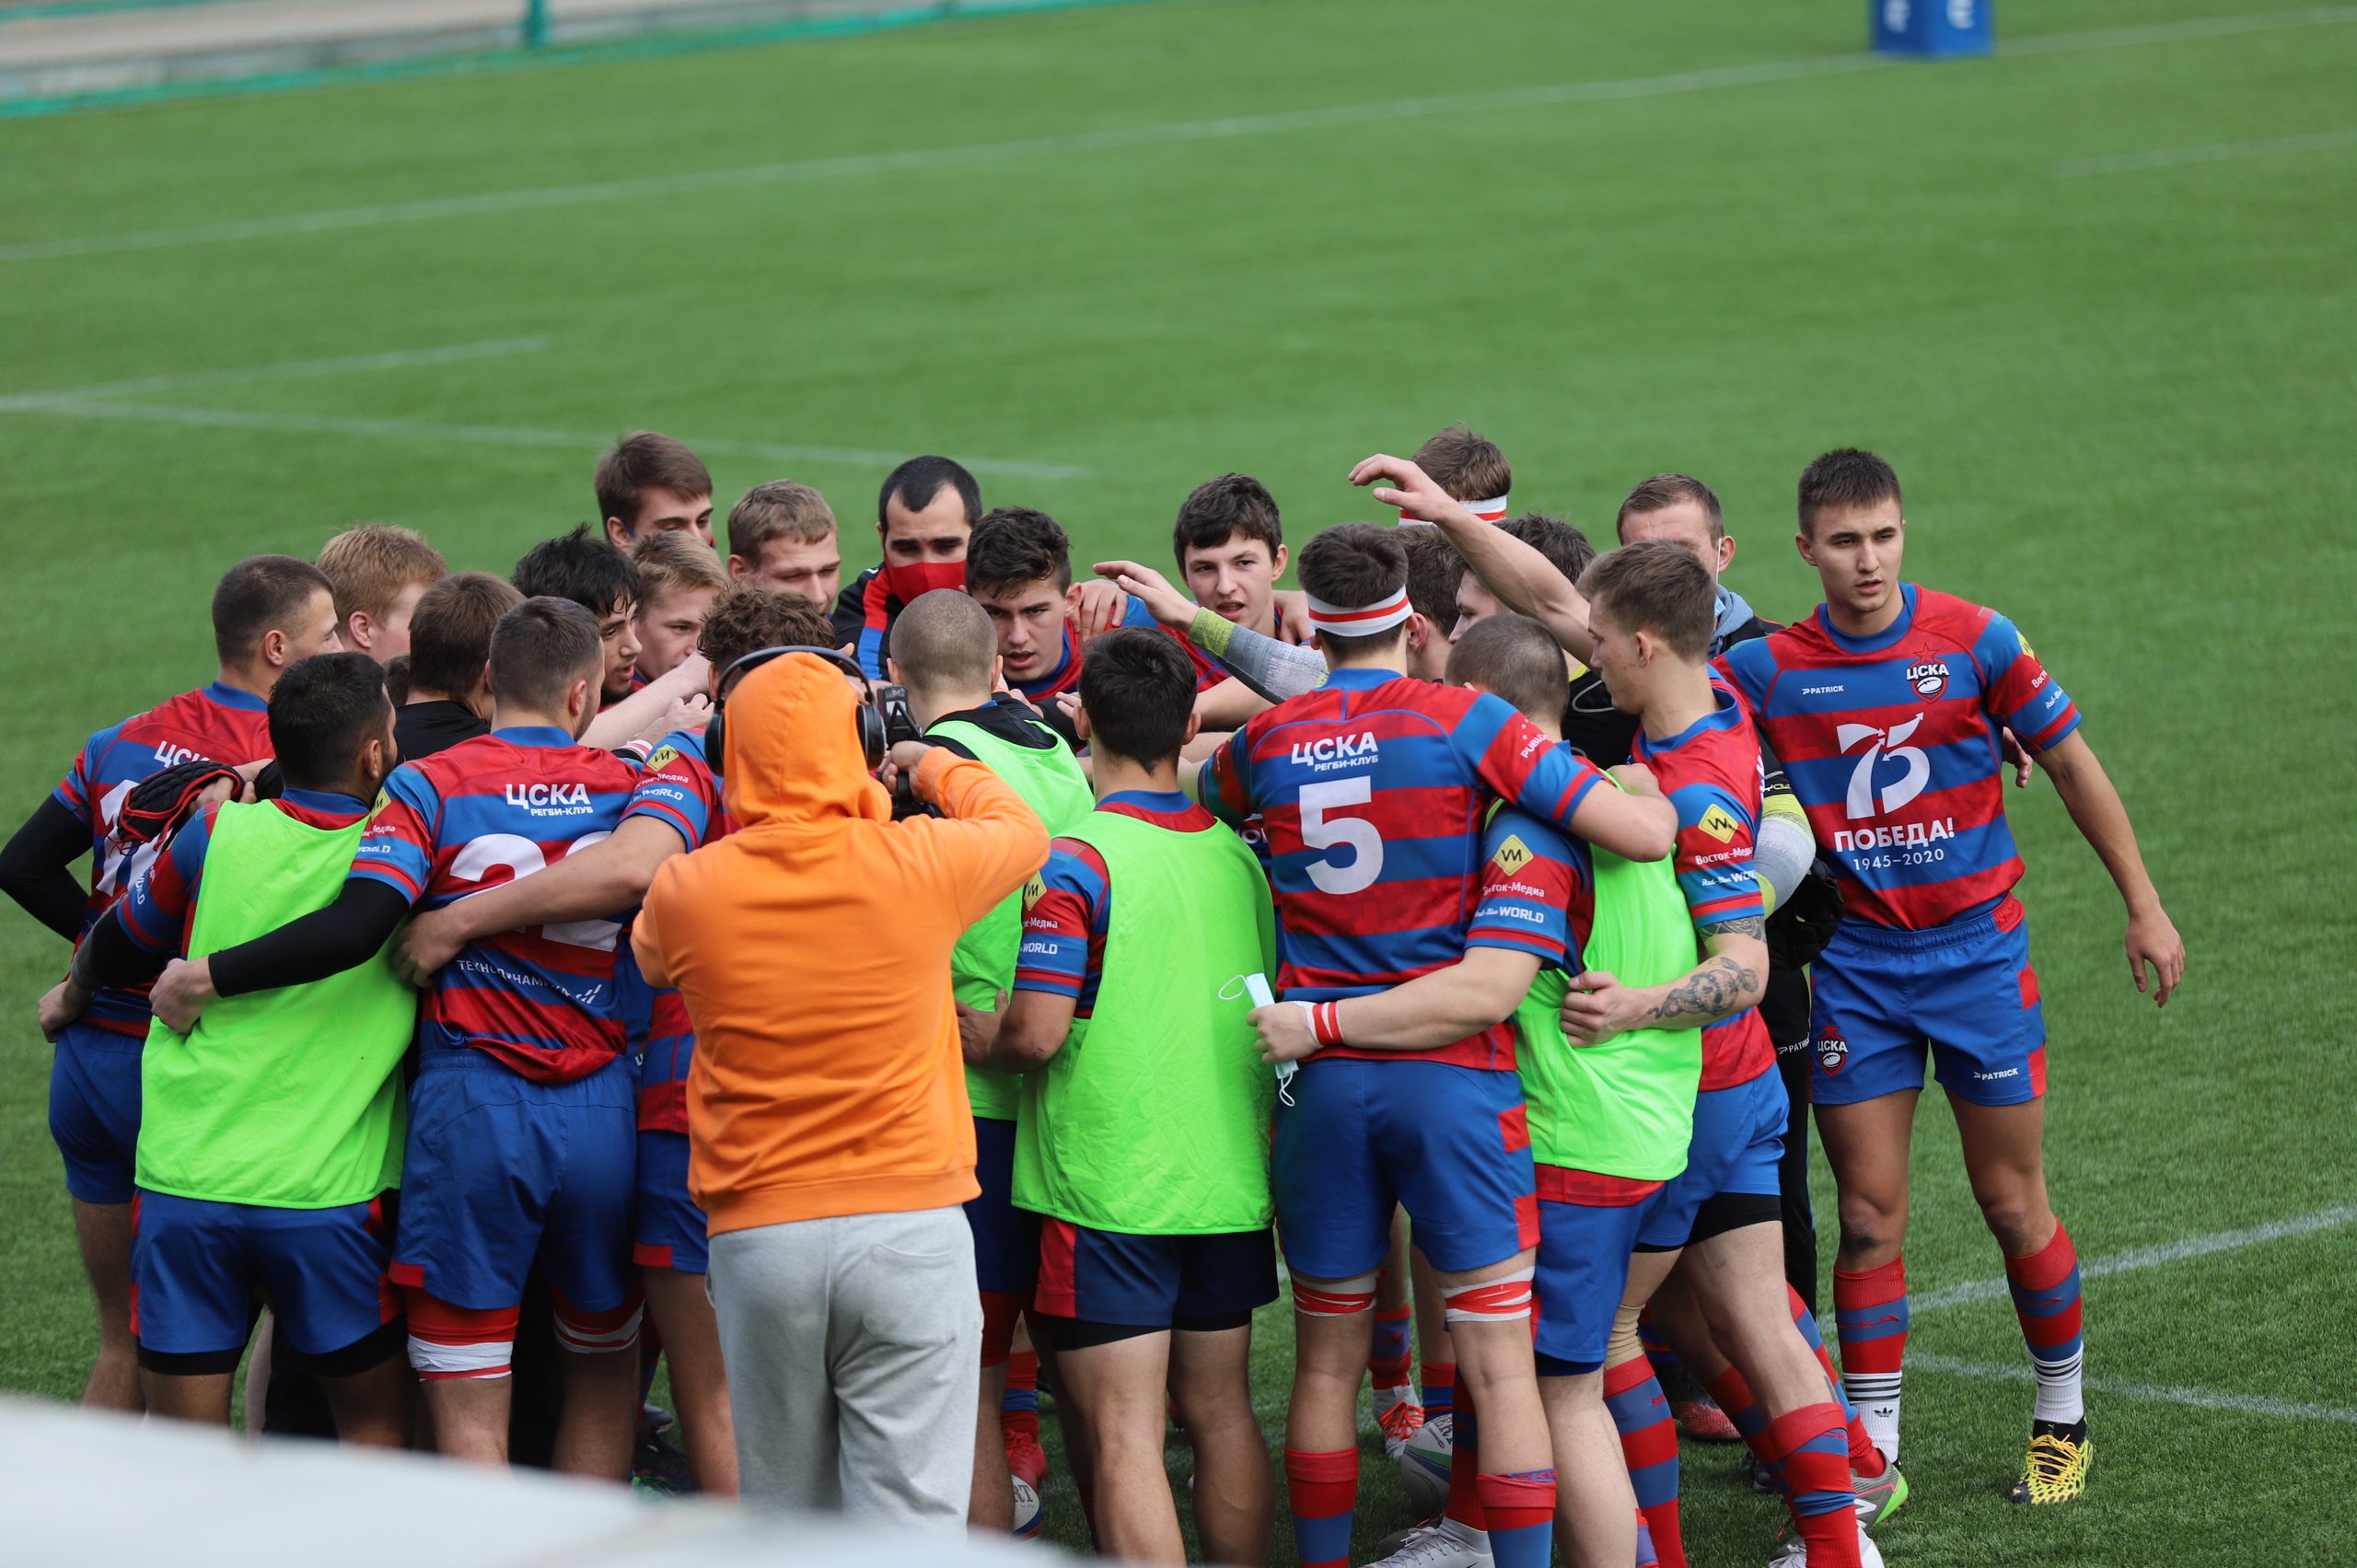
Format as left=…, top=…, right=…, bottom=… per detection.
left=6, top=424, right=2186, bottom=1568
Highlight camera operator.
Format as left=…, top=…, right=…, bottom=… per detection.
left=631, top=645, right=1049, bottom=1528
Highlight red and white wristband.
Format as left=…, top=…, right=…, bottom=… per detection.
left=1291, top=999, right=1345, bottom=1049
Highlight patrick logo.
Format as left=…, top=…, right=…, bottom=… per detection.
left=1905, top=658, right=1949, bottom=699
left=1815, top=1022, right=1850, bottom=1075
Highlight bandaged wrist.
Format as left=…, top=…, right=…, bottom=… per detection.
left=1291, top=998, right=1344, bottom=1048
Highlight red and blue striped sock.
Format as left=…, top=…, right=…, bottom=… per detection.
left=1638, top=1307, right=1678, bottom=1379
left=1283, top=1446, right=1358, bottom=1568
left=1422, top=1359, right=1457, bottom=1419
left=1605, top=1355, right=1686, bottom=1568
left=1444, top=1388, right=1487, bottom=1535
left=1634, top=1507, right=1661, bottom=1567
left=1704, top=1365, right=1776, bottom=1464
left=1476, top=1470, right=1556, bottom=1568
left=1833, top=1256, right=1908, bottom=1461
left=2004, top=1221, right=2085, bottom=1424
left=1370, top=1306, right=1414, bottom=1405
left=1788, top=1283, right=1884, bottom=1477
left=1769, top=1404, right=1862, bottom=1567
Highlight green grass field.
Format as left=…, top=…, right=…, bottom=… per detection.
left=4, top=0, right=2354, bottom=1562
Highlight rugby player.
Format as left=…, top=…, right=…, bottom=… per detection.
left=40, top=654, right=410, bottom=1443
left=146, top=598, right=673, bottom=1479
left=1191, top=521, right=1676, bottom=1568
left=725, top=480, right=843, bottom=606
left=1411, top=425, right=1515, bottom=523
left=317, top=525, right=448, bottom=663
left=514, top=527, right=645, bottom=711
left=1170, top=472, right=1295, bottom=724
left=879, top=588, right=1096, bottom=1532
left=1715, top=448, right=2185, bottom=1505
left=389, top=584, right=840, bottom=1495
left=835, top=456, right=982, bottom=677
left=396, top=574, right=523, bottom=761
left=630, top=530, right=727, bottom=684
left=983, top=627, right=1280, bottom=1566
left=964, top=508, right=1159, bottom=749
left=597, top=431, right=714, bottom=550
left=0, top=555, right=337, bottom=1411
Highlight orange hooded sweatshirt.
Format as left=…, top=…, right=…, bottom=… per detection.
left=632, top=653, right=1048, bottom=1235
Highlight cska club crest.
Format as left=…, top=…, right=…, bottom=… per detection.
left=1815, top=1022, right=1850, bottom=1075
left=1905, top=657, right=1950, bottom=699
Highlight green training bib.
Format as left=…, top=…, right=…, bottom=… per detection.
left=136, top=800, right=418, bottom=1207
left=930, top=714, right=1097, bottom=1121
left=1011, top=808, right=1277, bottom=1233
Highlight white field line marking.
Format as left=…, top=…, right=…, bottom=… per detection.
left=1908, top=1202, right=2357, bottom=1313
left=0, top=336, right=547, bottom=407
left=2055, top=125, right=2357, bottom=175
left=6, top=6, right=2354, bottom=265
left=0, top=395, right=1090, bottom=478
left=1909, top=1352, right=2357, bottom=1424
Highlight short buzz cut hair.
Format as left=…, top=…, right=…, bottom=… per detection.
left=1412, top=424, right=1512, bottom=505
left=1446, top=614, right=1567, bottom=725
left=316, top=525, right=448, bottom=630
left=213, top=554, right=335, bottom=666
left=1503, top=512, right=1597, bottom=587
left=1616, top=473, right=1724, bottom=541
left=1078, top=627, right=1197, bottom=768
left=407, top=572, right=522, bottom=700
left=1578, top=540, right=1717, bottom=661
left=1172, top=473, right=1283, bottom=565
left=630, top=528, right=728, bottom=608
left=1796, top=448, right=1902, bottom=535
left=594, top=432, right=712, bottom=530
left=878, top=455, right=981, bottom=530
left=726, top=480, right=837, bottom=566
left=888, top=588, right=998, bottom=693
left=1297, top=522, right=1409, bottom=658
left=489, top=597, right=605, bottom=714
left=965, top=507, right=1073, bottom=596
left=695, top=583, right=838, bottom=674
left=1397, top=523, right=1466, bottom=631
left=512, top=525, right=642, bottom=619
left=268, top=652, right=391, bottom=793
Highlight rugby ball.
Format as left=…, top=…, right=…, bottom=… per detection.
left=1399, top=1411, right=1453, bottom=1515
left=1012, top=1475, right=1043, bottom=1539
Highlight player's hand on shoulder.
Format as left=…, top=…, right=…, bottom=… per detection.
left=1560, top=970, right=1632, bottom=1045
left=37, top=978, right=90, bottom=1043
left=1251, top=1001, right=1319, bottom=1064
left=2126, top=906, right=2185, bottom=1007
left=1608, top=762, right=1662, bottom=798
left=1073, top=578, right=1130, bottom=641
left=148, top=957, right=215, bottom=1034
left=395, top=907, right=470, bottom=988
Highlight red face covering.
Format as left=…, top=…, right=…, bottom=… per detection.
left=885, top=558, right=968, bottom=604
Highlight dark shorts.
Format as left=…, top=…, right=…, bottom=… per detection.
left=133, top=1188, right=401, bottom=1376
left=1532, top=1174, right=1658, bottom=1374
left=964, top=1115, right=1041, bottom=1298
left=1811, top=898, right=2048, bottom=1109
left=1030, top=1221, right=1278, bottom=1347
left=50, top=1023, right=144, bottom=1205
left=632, top=1129, right=707, bottom=1275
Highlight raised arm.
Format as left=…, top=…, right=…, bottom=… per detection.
left=2033, top=730, right=2184, bottom=1005
left=582, top=655, right=713, bottom=751
left=898, top=744, right=1051, bottom=930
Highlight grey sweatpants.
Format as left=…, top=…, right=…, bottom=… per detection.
left=708, top=1204, right=981, bottom=1530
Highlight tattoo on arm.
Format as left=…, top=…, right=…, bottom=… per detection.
left=1700, top=915, right=1765, bottom=942
left=1649, top=955, right=1761, bottom=1025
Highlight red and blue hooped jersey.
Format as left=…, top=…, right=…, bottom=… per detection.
left=1198, top=667, right=1607, bottom=1070
left=1014, top=790, right=1219, bottom=1015
left=1467, top=807, right=1593, bottom=970
left=616, top=727, right=728, bottom=1132
left=1633, top=686, right=1774, bottom=1091
left=349, top=726, right=656, bottom=1084
left=118, top=789, right=372, bottom=957
left=1715, top=584, right=2079, bottom=932
left=1008, top=598, right=1165, bottom=709
left=52, top=681, right=275, bottom=1035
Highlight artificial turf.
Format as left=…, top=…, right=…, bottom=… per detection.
left=2, top=0, right=2352, bottom=1562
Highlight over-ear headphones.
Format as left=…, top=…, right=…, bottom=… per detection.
left=704, top=645, right=886, bottom=771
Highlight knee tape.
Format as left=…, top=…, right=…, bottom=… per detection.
left=403, top=1288, right=518, bottom=1381
left=1294, top=1271, right=1381, bottom=1317
left=551, top=1280, right=645, bottom=1355
left=1443, top=1267, right=1536, bottom=1325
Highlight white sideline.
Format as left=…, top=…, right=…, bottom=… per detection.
left=1907, top=1202, right=2357, bottom=1314
left=1908, top=1353, right=2357, bottom=1424
left=4, top=6, right=2353, bottom=265
left=1, top=394, right=1091, bottom=478
left=0, top=336, right=546, bottom=407
left=2055, top=125, right=2357, bottom=175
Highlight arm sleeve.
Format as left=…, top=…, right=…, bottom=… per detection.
left=207, top=878, right=411, bottom=998
left=74, top=907, right=172, bottom=991
left=1753, top=793, right=1815, bottom=915
left=0, top=796, right=92, bottom=941
left=1010, top=842, right=1104, bottom=1000
left=911, top=748, right=1052, bottom=929
left=1187, top=608, right=1326, bottom=703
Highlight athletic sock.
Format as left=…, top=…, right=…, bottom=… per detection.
left=1001, top=1346, right=1039, bottom=1437
left=1476, top=1470, right=1555, bottom=1568
left=1604, top=1355, right=1686, bottom=1568
left=2004, top=1221, right=2086, bottom=1425
left=1422, top=1359, right=1457, bottom=1420
left=1638, top=1307, right=1677, bottom=1378
left=1370, top=1306, right=1415, bottom=1411
left=1769, top=1404, right=1862, bottom=1568
left=1788, top=1283, right=1884, bottom=1478
left=1833, top=1255, right=1908, bottom=1462
left=1704, top=1366, right=1775, bottom=1461
left=1283, top=1446, right=1359, bottom=1568
left=1443, top=1388, right=1489, bottom=1538
left=1634, top=1507, right=1661, bottom=1568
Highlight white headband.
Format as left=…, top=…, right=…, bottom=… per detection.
left=1463, top=495, right=1510, bottom=520
left=1306, top=587, right=1413, bottom=637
